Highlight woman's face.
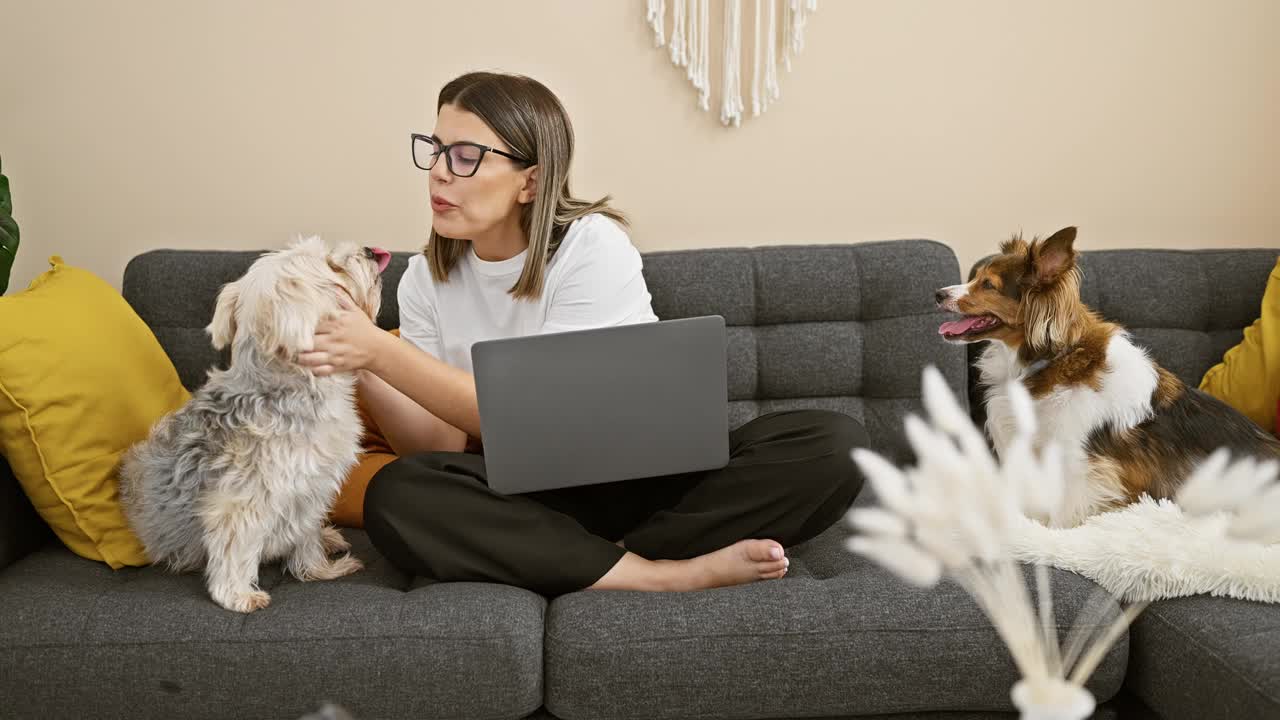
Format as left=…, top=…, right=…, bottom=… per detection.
left=427, top=103, right=535, bottom=241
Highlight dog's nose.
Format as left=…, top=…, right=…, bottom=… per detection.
left=935, top=289, right=947, bottom=306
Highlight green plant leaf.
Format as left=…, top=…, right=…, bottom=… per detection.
left=0, top=154, right=19, bottom=295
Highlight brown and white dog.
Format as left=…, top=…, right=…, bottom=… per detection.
left=935, top=227, right=1280, bottom=527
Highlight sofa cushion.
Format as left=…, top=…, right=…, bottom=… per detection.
left=124, top=241, right=966, bottom=466
left=1071, top=249, right=1279, bottom=385
left=543, top=524, right=1127, bottom=720
left=0, top=531, right=545, bottom=720
left=644, top=240, right=966, bottom=463
left=1125, top=595, right=1280, bottom=720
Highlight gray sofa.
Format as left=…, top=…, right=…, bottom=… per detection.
left=0, top=240, right=1274, bottom=719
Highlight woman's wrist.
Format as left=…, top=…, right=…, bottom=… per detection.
left=364, top=329, right=400, bottom=378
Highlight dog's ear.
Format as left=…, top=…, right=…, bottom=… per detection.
left=255, top=277, right=327, bottom=361
left=207, top=281, right=241, bottom=350
left=1030, top=226, right=1078, bottom=286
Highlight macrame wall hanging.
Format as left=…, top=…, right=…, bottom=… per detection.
left=645, top=0, right=818, bottom=127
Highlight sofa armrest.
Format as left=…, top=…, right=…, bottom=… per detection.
left=0, top=454, right=50, bottom=570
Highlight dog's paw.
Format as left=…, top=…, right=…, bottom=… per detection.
left=331, top=553, right=363, bottom=578
left=300, top=553, right=363, bottom=581
left=320, top=525, right=351, bottom=555
left=215, top=589, right=271, bottom=613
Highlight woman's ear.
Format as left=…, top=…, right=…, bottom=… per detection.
left=517, top=166, right=539, bottom=204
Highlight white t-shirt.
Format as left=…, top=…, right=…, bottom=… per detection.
left=397, top=213, right=659, bottom=374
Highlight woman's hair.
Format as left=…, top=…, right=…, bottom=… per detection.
left=425, top=71, right=628, bottom=300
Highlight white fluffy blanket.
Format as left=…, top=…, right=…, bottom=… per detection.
left=1009, top=496, right=1280, bottom=603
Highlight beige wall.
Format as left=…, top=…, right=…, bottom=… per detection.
left=2, top=0, right=1277, bottom=295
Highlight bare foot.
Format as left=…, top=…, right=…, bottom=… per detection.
left=670, top=539, right=789, bottom=590
left=590, top=539, right=788, bottom=591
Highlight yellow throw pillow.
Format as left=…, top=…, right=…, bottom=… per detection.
left=0, top=256, right=189, bottom=568
left=1200, top=256, right=1280, bottom=431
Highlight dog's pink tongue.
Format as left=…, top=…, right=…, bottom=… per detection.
left=939, top=316, right=985, bottom=336
left=370, top=247, right=391, bottom=274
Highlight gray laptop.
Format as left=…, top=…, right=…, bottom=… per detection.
left=471, top=315, right=730, bottom=494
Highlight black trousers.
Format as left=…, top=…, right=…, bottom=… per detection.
left=363, top=409, right=867, bottom=596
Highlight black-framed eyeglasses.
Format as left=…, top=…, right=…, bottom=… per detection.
left=411, top=133, right=531, bottom=178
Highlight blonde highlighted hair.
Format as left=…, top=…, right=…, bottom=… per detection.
left=425, top=71, right=628, bottom=300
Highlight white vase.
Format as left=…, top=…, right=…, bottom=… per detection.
left=1011, top=679, right=1096, bottom=720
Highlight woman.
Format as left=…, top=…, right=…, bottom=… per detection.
left=299, top=71, right=866, bottom=596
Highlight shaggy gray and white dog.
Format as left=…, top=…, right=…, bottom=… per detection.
left=120, top=236, right=390, bottom=613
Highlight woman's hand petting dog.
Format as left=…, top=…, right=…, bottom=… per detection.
left=298, top=292, right=389, bottom=376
